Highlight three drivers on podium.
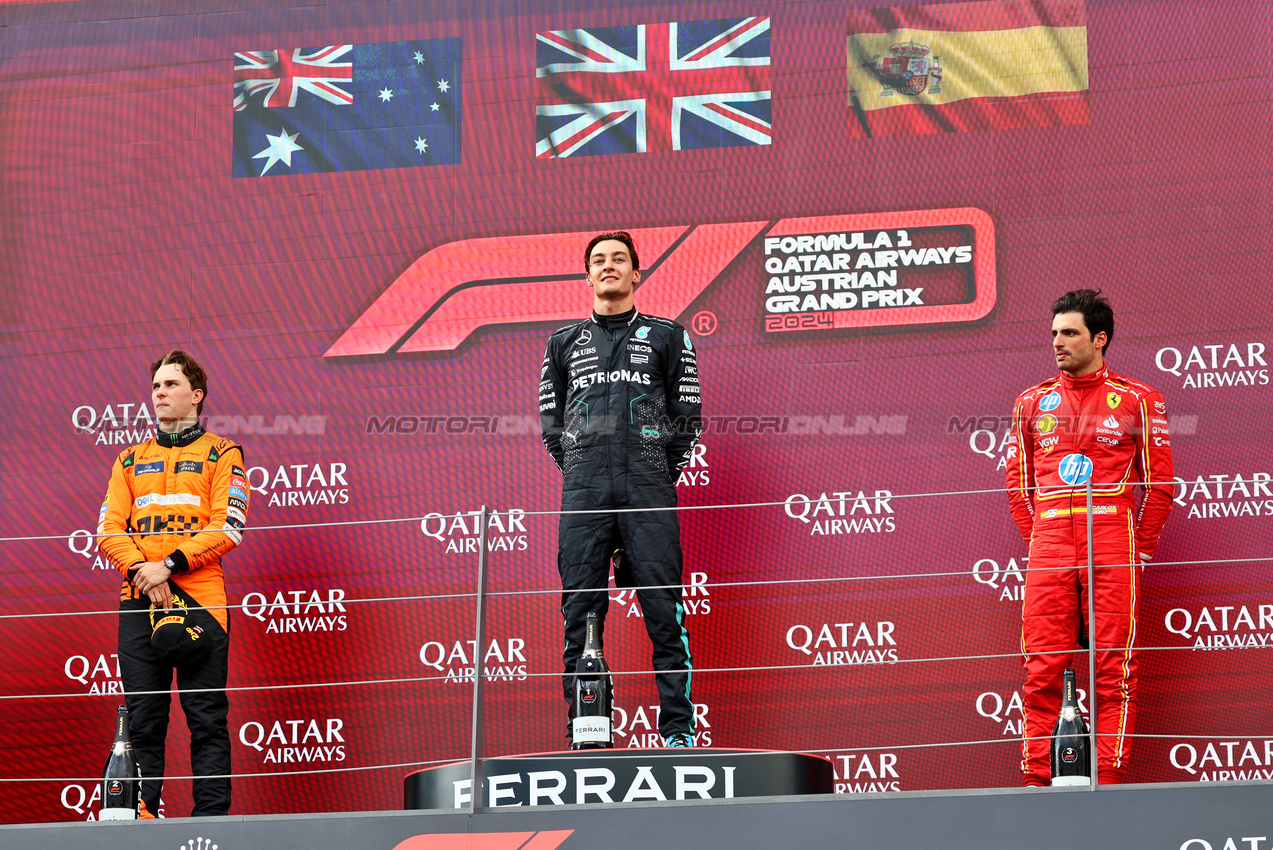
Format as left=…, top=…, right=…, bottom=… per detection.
left=1005, top=289, right=1174, bottom=785
left=93, top=255, right=1173, bottom=811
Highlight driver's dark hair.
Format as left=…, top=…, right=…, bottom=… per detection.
left=584, top=231, right=640, bottom=272
left=150, top=349, right=208, bottom=415
left=1051, top=289, right=1114, bottom=354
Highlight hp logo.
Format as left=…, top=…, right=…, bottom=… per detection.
left=1057, top=453, right=1093, bottom=486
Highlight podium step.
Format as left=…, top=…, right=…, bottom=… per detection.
left=405, top=749, right=835, bottom=809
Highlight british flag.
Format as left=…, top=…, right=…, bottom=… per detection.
left=535, top=16, right=771, bottom=158
left=233, top=46, right=355, bottom=111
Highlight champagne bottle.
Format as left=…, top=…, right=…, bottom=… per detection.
left=100, top=704, right=142, bottom=820
left=571, top=612, right=614, bottom=749
left=1050, top=669, right=1091, bottom=786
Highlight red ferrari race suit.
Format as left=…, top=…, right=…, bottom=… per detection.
left=1005, top=365, right=1173, bottom=785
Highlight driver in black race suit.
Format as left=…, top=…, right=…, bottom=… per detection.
left=540, top=231, right=703, bottom=747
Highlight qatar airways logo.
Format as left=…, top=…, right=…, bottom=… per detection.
left=1179, top=839, right=1273, bottom=850
left=1174, top=473, right=1273, bottom=520
left=1156, top=341, right=1269, bottom=389
left=1164, top=604, right=1273, bottom=650
left=324, top=212, right=996, bottom=358
left=246, top=462, right=349, bottom=507
left=675, top=442, right=710, bottom=487
left=974, top=688, right=1088, bottom=738
left=240, top=587, right=349, bottom=635
left=971, top=555, right=1026, bottom=602
left=785, top=620, right=898, bottom=666
left=420, top=508, right=529, bottom=554
left=418, top=637, right=528, bottom=683
left=63, top=652, right=122, bottom=695
left=238, top=717, right=346, bottom=765
left=68, top=528, right=113, bottom=571
left=611, top=571, right=711, bottom=619
left=827, top=750, right=902, bottom=793
left=1168, top=739, right=1273, bottom=781
left=59, top=784, right=166, bottom=820
left=783, top=490, right=896, bottom=535
left=613, top=701, right=713, bottom=748
left=72, top=403, right=156, bottom=446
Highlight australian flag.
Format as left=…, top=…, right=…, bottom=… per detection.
left=232, top=39, right=461, bottom=177
left=535, top=17, right=771, bottom=158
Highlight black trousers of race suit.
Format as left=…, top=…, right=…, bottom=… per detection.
left=558, top=470, right=694, bottom=741
left=118, top=593, right=231, bottom=816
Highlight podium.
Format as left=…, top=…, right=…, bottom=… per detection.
left=405, top=749, right=835, bottom=809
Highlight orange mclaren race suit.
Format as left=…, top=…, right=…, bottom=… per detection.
left=98, top=423, right=249, bottom=816
left=1005, top=365, right=1173, bottom=785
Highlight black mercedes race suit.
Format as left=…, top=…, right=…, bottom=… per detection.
left=540, top=308, right=703, bottom=741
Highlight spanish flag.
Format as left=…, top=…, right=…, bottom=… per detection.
left=847, top=0, right=1088, bottom=137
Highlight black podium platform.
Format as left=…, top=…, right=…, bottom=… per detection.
left=404, top=749, right=835, bottom=809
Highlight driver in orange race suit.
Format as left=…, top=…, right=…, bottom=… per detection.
left=98, top=350, right=249, bottom=816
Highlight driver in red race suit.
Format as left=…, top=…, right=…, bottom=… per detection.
left=1005, top=290, right=1174, bottom=786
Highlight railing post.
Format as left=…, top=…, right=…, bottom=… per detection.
left=469, top=505, right=491, bottom=813
left=1085, top=476, right=1098, bottom=790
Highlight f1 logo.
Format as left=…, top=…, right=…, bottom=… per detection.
left=325, top=208, right=996, bottom=356
left=325, top=223, right=765, bottom=356
left=392, top=831, right=573, bottom=850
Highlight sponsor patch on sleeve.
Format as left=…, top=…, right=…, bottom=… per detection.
left=221, top=524, right=243, bottom=545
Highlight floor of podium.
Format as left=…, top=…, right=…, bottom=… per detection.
left=4, top=778, right=1271, bottom=850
